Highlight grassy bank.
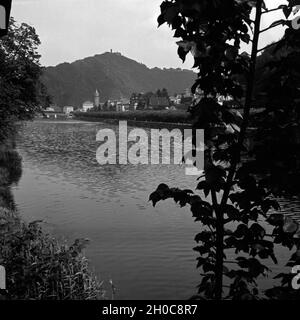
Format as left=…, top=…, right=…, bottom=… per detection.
left=0, top=210, right=105, bottom=300
left=0, top=141, right=105, bottom=300
left=73, top=110, right=191, bottom=124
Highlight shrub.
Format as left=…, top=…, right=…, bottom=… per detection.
left=0, top=208, right=105, bottom=300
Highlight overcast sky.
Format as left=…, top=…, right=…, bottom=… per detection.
left=11, top=0, right=290, bottom=69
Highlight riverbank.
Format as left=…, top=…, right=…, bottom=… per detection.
left=72, top=108, right=265, bottom=129
left=73, top=110, right=191, bottom=128
left=0, top=136, right=105, bottom=300
left=14, top=120, right=300, bottom=299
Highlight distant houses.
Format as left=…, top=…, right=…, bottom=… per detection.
left=40, top=89, right=101, bottom=117
left=116, top=98, right=130, bottom=112
left=46, top=105, right=61, bottom=112
left=40, top=86, right=208, bottom=117
left=80, top=89, right=103, bottom=111
left=45, top=106, right=55, bottom=112
left=124, top=88, right=198, bottom=111
left=82, top=101, right=94, bottom=112
left=43, top=105, right=65, bottom=119
left=63, top=106, right=74, bottom=114
left=148, top=96, right=169, bottom=110
left=103, top=98, right=131, bottom=112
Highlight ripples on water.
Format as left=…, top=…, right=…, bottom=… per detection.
left=13, top=120, right=300, bottom=299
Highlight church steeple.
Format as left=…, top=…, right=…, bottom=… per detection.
left=94, top=89, right=100, bottom=108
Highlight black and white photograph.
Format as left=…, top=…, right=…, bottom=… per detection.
left=0, top=0, right=300, bottom=312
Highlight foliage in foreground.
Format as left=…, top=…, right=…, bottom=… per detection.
left=152, top=0, right=300, bottom=300
left=0, top=208, right=105, bottom=300
left=0, top=144, right=105, bottom=300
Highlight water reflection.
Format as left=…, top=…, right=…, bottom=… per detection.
left=0, top=139, right=22, bottom=210
left=14, top=120, right=199, bottom=300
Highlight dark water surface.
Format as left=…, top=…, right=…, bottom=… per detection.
left=13, top=120, right=300, bottom=299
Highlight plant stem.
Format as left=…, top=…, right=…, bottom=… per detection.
left=214, top=0, right=263, bottom=300
left=213, top=189, right=224, bottom=300
left=221, top=0, right=263, bottom=215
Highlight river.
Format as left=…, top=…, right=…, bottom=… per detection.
left=12, top=120, right=300, bottom=300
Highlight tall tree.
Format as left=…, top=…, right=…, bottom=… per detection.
left=161, top=88, right=169, bottom=98
left=0, top=18, right=47, bottom=140
left=151, top=0, right=300, bottom=300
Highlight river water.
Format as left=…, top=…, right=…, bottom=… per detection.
left=12, top=120, right=300, bottom=300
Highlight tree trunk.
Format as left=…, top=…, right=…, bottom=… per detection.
left=214, top=0, right=263, bottom=300
left=214, top=191, right=224, bottom=300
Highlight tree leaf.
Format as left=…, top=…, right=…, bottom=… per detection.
left=283, top=217, right=299, bottom=234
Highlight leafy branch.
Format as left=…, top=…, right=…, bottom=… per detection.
left=153, top=0, right=300, bottom=300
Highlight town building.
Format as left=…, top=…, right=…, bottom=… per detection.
left=63, top=106, right=74, bottom=114
left=94, top=89, right=100, bottom=109
left=174, top=94, right=182, bottom=105
left=82, top=101, right=94, bottom=112
left=43, top=105, right=65, bottom=119
left=114, top=98, right=129, bottom=112
left=120, top=98, right=131, bottom=111
left=169, top=96, right=176, bottom=104
left=105, top=100, right=116, bottom=111
left=116, top=102, right=123, bottom=112
left=148, top=96, right=169, bottom=110
left=45, top=105, right=61, bottom=112
left=130, top=93, right=147, bottom=110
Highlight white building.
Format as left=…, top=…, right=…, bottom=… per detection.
left=63, top=106, right=74, bottom=114
left=169, top=96, right=176, bottom=103
left=174, top=94, right=182, bottom=105
left=82, top=101, right=94, bottom=112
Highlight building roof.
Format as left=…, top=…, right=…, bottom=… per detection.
left=83, top=101, right=94, bottom=105
left=48, top=105, right=62, bottom=112
left=120, top=98, right=130, bottom=105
